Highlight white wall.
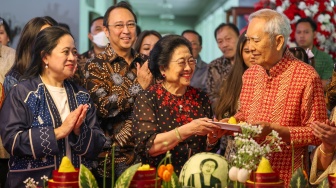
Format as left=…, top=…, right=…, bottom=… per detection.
left=0, top=0, right=80, bottom=50
left=137, top=16, right=196, bottom=35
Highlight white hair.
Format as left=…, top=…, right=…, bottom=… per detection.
left=249, top=9, right=291, bottom=49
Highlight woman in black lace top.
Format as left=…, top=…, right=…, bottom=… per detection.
left=132, top=35, right=226, bottom=174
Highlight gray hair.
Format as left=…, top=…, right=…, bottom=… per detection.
left=249, top=9, right=290, bottom=50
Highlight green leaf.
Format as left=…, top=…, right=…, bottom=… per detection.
left=317, top=177, right=329, bottom=188
left=169, top=172, right=182, bottom=188
left=114, top=163, right=141, bottom=188
left=79, top=164, right=99, bottom=188
left=289, top=167, right=309, bottom=188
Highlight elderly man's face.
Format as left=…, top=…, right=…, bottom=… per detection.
left=216, top=26, right=238, bottom=60
left=246, top=18, right=283, bottom=70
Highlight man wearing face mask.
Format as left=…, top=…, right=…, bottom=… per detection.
left=74, top=16, right=109, bottom=86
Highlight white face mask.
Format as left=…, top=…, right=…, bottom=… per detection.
left=92, top=31, right=109, bottom=48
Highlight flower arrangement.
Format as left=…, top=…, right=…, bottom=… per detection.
left=228, top=123, right=284, bottom=184
left=23, top=176, right=48, bottom=188
left=254, top=0, right=336, bottom=60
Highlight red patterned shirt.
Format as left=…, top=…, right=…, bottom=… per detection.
left=235, top=49, right=327, bottom=186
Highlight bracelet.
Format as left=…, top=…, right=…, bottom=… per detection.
left=174, top=128, right=183, bottom=142
left=319, top=145, right=334, bottom=156
left=206, top=138, right=218, bottom=148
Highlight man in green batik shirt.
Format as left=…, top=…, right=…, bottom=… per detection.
left=295, top=17, right=334, bottom=89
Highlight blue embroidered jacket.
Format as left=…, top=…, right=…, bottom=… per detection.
left=0, top=76, right=106, bottom=187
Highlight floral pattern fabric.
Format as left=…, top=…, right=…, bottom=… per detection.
left=73, top=47, right=96, bottom=86
left=83, top=44, right=147, bottom=178
left=133, top=84, right=213, bottom=174
left=206, top=56, right=232, bottom=105
left=235, top=49, right=327, bottom=186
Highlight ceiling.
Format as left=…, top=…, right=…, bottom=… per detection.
left=127, top=0, right=225, bottom=19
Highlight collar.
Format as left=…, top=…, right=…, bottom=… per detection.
left=105, top=43, right=148, bottom=68
left=266, top=48, right=295, bottom=77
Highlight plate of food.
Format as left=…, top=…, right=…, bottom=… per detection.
left=208, top=121, right=242, bottom=132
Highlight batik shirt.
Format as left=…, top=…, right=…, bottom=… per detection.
left=83, top=44, right=147, bottom=178
left=0, top=77, right=106, bottom=187
left=206, top=56, right=232, bottom=105
left=133, top=84, right=214, bottom=174
left=73, top=47, right=95, bottom=87
left=235, top=49, right=327, bottom=186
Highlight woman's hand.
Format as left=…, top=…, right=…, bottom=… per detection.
left=54, top=104, right=87, bottom=139
left=311, top=120, right=336, bottom=147
left=185, top=118, right=220, bottom=136
left=73, top=104, right=89, bottom=135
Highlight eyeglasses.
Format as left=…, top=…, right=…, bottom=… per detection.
left=107, top=21, right=136, bottom=30
left=171, top=57, right=197, bottom=67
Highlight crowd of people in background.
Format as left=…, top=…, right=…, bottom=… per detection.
left=0, top=1, right=335, bottom=188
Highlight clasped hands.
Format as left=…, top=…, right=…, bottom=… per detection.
left=55, top=104, right=89, bottom=140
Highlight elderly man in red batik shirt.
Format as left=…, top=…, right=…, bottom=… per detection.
left=231, top=9, right=327, bottom=186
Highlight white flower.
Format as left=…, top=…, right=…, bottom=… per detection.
left=310, top=4, right=319, bottom=15
left=316, top=33, right=326, bottom=43
left=304, top=9, right=312, bottom=17
left=321, top=25, right=327, bottom=31
left=229, top=166, right=239, bottom=181
left=298, top=2, right=306, bottom=10
left=326, top=2, right=333, bottom=12
left=276, top=6, right=284, bottom=13
left=294, top=15, right=301, bottom=23
left=237, top=168, right=251, bottom=183
left=317, top=14, right=325, bottom=23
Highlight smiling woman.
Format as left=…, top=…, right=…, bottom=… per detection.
left=132, top=35, right=228, bottom=175
left=0, top=26, right=106, bottom=187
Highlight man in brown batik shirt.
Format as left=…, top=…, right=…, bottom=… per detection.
left=82, top=2, right=152, bottom=187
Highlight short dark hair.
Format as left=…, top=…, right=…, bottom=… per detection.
left=22, top=26, right=73, bottom=80
left=296, top=17, right=317, bottom=32
left=149, top=35, right=192, bottom=81
left=181, top=29, right=203, bottom=46
left=89, top=16, right=103, bottom=32
left=103, top=1, right=137, bottom=28
left=214, top=23, right=239, bottom=39
left=133, top=30, right=162, bottom=53
left=0, top=17, right=12, bottom=42
left=200, top=158, right=218, bottom=170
